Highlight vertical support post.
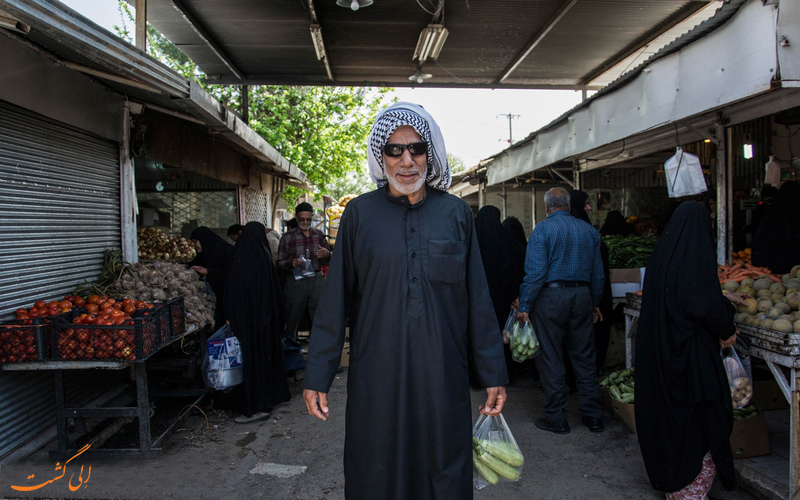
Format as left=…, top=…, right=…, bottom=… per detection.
left=715, top=118, right=728, bottom=265
left=792, top=372, right=800, bottom=500
left=531, top=186, right=537, bottom=229
left=120, top=102, right=138, bottom=263
left=135, top=0, right=147, bottom=52
left=54, top=370, right=69, bottom=455
left=501, top=183, right=508, bottom=220
left=135, top=363, right=151, bottom=455
left=573, top=160, right=581, bottom=190
left=241, top=85, right=249, bottom=123
left=478, top=182, right=485, bottom=209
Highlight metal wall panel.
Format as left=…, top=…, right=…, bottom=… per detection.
left=0, top=100, right=120, bottom=317
left=0, top=100, right=121, bottom=461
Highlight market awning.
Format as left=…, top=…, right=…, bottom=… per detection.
left=0, top=0, right=308, bottom=185
left=125, top=0, right=715, bottom=90
left=486, top=0, right=800, bottom=186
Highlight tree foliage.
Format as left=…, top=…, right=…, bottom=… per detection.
left=115, top=2, right=390, bottom=208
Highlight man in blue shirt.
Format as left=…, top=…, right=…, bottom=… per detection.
left=516, top=187, right=605, bottom=434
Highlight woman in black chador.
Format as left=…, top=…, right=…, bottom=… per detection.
left=635, top=202, right=737, bottom=498
left=223, top=221, right=291, bottom=423
left=189, top=227, right=233, bottom=329
left=752, top=180, right=800, bottom=274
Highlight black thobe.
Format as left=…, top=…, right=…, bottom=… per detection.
left=223, top=222, right=290, bottom=417
left=752, top=180, right=800, bottom=274
left=189, top=227, right=233, bottom=329
left=635, top=202, right=735, bottom=493
left=305, top=187, right=508, bottom=500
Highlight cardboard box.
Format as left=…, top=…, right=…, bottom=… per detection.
left=611, top=283, right=640, bottom=298
left=601, top=387, right=637, bottom=434
left=730, top=412, right=770, bottom=459
left=752, top=379, right=789, bottom=411
left=610, top=268, right=646, bottom=297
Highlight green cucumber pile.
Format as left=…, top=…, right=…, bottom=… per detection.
left=472, top=437, right=523, bottom=484
left=510, top=320, right=540, bottom=362
left=600, top=368, right=635, bottom=404
left=603, top=235, right=656, bottom=268
left=733, top=404, right=760, bottom=421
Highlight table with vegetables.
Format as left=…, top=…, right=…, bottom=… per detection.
left=0, top=241, right=217, bottom=457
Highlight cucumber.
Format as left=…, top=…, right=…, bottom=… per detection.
left=477, top=439, right=524, bottom=467
left=619, top=383, right=634, bottom=394
left=619, top=393, right=634, bottom=404
left=610, top=385, right=623, bottom=401
left=479, top=451, right=521, bottom=480
left=473, top=450, right=499, bottom=485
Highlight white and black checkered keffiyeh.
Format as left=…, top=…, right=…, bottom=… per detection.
left=367, top=102, right=451, bottom=192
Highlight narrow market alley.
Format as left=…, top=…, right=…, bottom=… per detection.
left=0, top=369, right=757, bottom=500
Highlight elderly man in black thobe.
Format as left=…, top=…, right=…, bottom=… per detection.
left=303, top=102, right=509, bottom=500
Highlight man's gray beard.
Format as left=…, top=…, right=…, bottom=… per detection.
left=387, top=171, right=426, bottom=196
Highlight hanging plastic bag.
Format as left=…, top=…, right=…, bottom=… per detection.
left=501, top=309, right=516, bottom=345
left=664, top=147, right=707, bottom=198
left=472, top=413, right=524, bottom=490
left=764, top=155, right=786, bottom=187
left=721, top=346, right=753, bottom=409
left=509, top=319, right=540, bottom=362
left=202, top=324, right=244, bottom=390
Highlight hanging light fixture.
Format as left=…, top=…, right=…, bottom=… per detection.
left=408, top=69, right=432, bottom=85
left=336, top=0, right=373, bottom=11
left=413, top=24, right=449, bottom=62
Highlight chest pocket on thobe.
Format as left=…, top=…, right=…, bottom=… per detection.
left=428, top=239, right=467, bottom=285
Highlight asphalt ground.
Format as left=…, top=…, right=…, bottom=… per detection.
left=0, top=367, right=757, bottom=500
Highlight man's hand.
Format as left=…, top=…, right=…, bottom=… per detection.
left=316, top=244, right=330, bottom=259
left=592, top=306, right=603, bottom=324
left=479, top=386, right=507, bottom=416
left=515, top=310, right=528, bottom=322
left=292, top=258, right=302, bottom=268
left=303, top=389, right=330, bottom=421
left=720, top=331, right=738, bottom=349
left=723, top=292, right=749, bottom=306
left=511, top=297, right=519, bottom=310
left=189, top=266, right=208, bottom=276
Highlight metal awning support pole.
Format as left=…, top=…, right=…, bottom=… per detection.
left=501, top=183, right=507, bottom=220
left=135, top=0, right=147, bottom=52
left=478, top=182, right=485, bottom=209
left=715, top=117, right=728, bottom=265
left=241, top=85, right=249, bottom=124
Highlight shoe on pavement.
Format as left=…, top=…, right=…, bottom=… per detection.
left=581, top=416, right=604, bottom=433
left=535, top=417, right=570, bottom=434
left=234, top=412, right=270, bottom=424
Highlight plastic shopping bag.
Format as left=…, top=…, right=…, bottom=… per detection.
left=510, top=319, right=540, bottom=362
left=202, top=324, right=244, bottom=390
left=664, top=147, right=707, bottom=198
left=472, top=413, right=524, bottom=490
left=501, top=309, right=516, bottom=345
left=721, top=347, right=753, bottom=409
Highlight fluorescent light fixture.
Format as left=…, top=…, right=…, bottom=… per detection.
left=743, top=143, right=753, bottom=159
left=413, top=24, right=449, bottom=62
left=310, top=24, right=326, bottom=60
left=336, top=0, right=373, bottom=11
left=0, top=14, right=29, bottom=34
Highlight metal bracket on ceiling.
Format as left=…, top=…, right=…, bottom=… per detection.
left=307, top=1, right=334, bottom=81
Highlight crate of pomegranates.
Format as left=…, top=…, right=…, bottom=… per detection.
left=50, top=306, right=162, bottom=362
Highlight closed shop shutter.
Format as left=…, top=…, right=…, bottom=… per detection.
left=0, top=100, right=121, bottom=460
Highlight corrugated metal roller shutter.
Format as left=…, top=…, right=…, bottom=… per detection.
left=0, top=100, right=121, bottom=461
left=0, top=100, right=120, bottom=317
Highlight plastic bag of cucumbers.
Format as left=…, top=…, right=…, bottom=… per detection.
left=472, top=413, right=524, bottom=490
left=510, top=319, right=540, bottom=362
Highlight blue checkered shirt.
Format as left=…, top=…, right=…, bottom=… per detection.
left=518, top=209, right=605, bottom=313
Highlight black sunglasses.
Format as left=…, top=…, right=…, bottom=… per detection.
left=383, top=142, right=428, bottom=157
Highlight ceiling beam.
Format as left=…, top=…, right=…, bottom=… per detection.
left=579, top=1, right=710, bottom=87
left=497, top=0, right=577, bottom=84
left=164, top=0, right=244, bottom=80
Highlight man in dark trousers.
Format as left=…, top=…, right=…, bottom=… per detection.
left=276, top=202, right=331, bottom=340
left=302, top=102, right=508, bottom=500
left=516, top=187, right=605, bottom=434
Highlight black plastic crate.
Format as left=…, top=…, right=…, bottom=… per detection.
left=50, top=309, right=161, bottom=362
left=0, top=319, right=47, bottom=363
left=153, top=303, right=172, bottom=344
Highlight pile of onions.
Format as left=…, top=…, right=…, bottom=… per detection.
left=137, top=227, right=196, bottom=261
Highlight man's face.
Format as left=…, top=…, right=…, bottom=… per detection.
left=383, top=126, right=427, bottom=198
left=228, top=232, right=239, bottom=242
left=296, top=211, right=313, bottom=232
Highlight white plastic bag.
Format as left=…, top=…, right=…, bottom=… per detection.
left=721, top=347, right=753, bottom=409
left=764, top=155, right=785, bottom=187
left=501, top=309, right=516, bottom=345
left=202, top=324, right=244, bottom=390
left=664, top=147, right=707, bottom=198
left=472, top=414, right=524, bottom=490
